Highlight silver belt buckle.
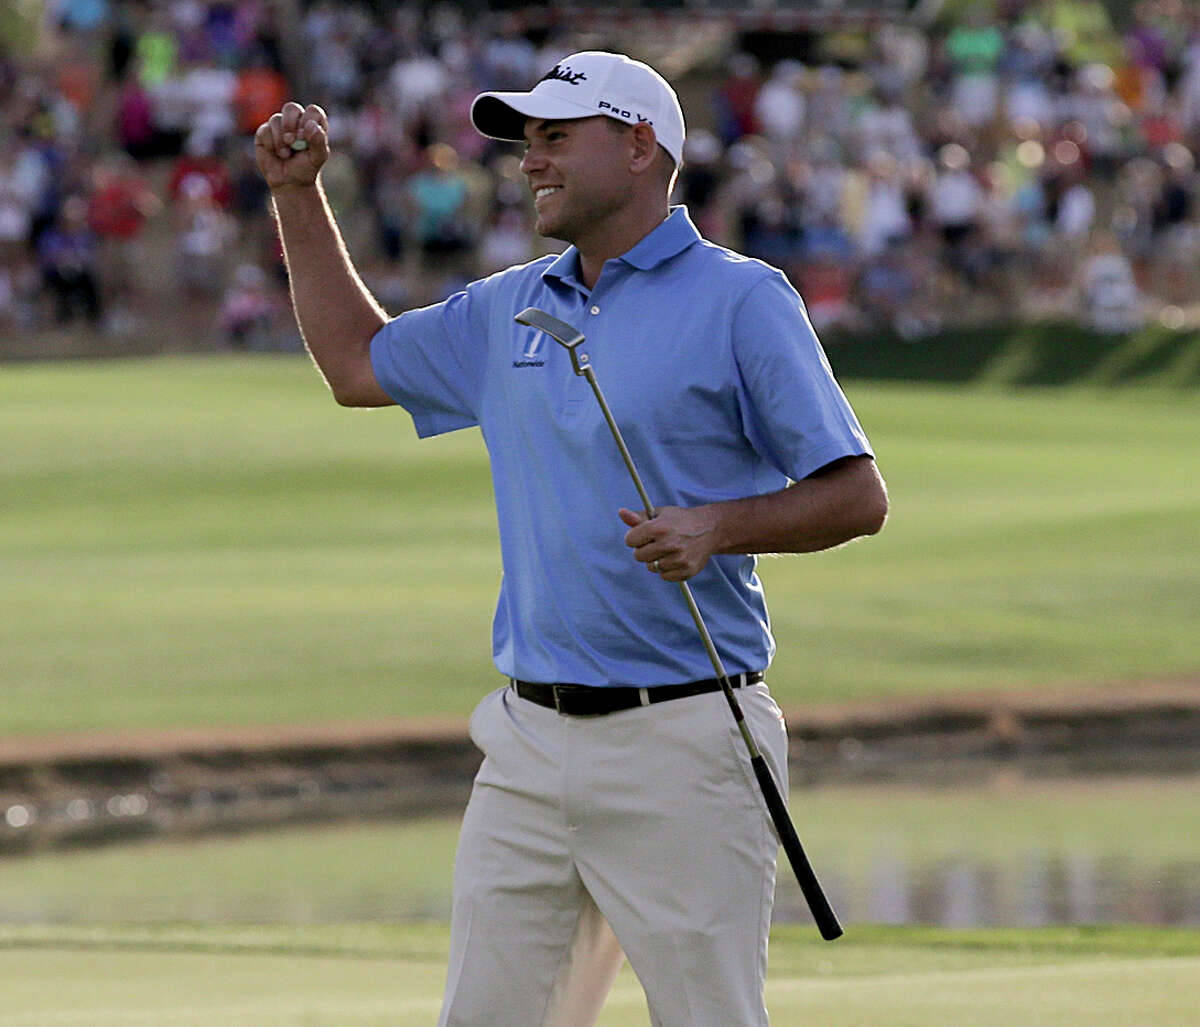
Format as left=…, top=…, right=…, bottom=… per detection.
left=552, top=684, right=566, bottom=714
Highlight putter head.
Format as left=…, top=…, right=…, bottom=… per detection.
left=514, top=307, right=588, bottom=375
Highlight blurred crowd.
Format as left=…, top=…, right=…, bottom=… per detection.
left=2, top=0, right=1199, bottom=351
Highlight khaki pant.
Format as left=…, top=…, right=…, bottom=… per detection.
left=438, top=681, right=789, bottom=1026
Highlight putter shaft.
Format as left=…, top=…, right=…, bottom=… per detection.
left=578, top=363, right=760, bottom=757
left=579, top=363, right=842, bottom=941
left=515, top=307, right=843, bottom=940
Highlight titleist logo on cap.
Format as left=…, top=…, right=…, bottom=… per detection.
left=539, top=64, right=588, bottom=86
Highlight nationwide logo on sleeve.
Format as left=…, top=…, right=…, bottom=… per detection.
left=539, top=64, right=587, bottom=86
left=513, top=329, right=546, bottom=367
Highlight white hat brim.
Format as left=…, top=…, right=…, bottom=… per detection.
left=470, top=90, right=605, bottom=142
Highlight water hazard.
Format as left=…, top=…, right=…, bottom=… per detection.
left=2, top=772, right=1195, bottom=929
left=772, top=773, right=1200, bottom=929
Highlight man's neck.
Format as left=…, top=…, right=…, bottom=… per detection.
left=575, top=203, right=670, bottom=290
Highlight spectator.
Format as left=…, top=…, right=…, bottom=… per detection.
left=37, top=193, right=102, bottom=327
left=370, top=159, right=412, bottom=263
left=806, top=65, right=854, bottom=147
left=0, top=140, right=41, bottom=256
left=309, top=22, right=363, bottom=107
left=87, top=149, right=160, bottom=317
left=944, top=5, right=1005, bottom=130
left=106, top=1, right=137, bottom=81
left=477, top=205, right=532, bottom=276
left=388, top=42, right=450, bottom=134
left=168, top=133, right=234, bottom=210
left=713, top=53, right=761, bottom=145
left=796, top=250, right=860, bottom=333
left=232, top=49, right=288, bottom=137
left=173, top=175, right=234, bottom=298
left=1038, top=0, right=1123, bottom=70
left=754, top=60, right=806, bottom=154
left=220, top=261, right=281, bottom=348
left=1055, top=171, right=1096, bottom=242
left=796, top=137, right=850, bottom=235
left=53, top=32, right=103, bottom=129
left=857, top=150, right=914, bottom=257
left=1112, top=154, right=1163, bottom=259
left=855, top=84, right=921, bottom=164
left=1059, top=64, right=1126, bottom=177
left=134, top=6, right=178, bottom=88
left=856, top=240, right=921, bottom=334
left=176, top=54, right=237, bottom=156
left=677, top=129, right=725, bottom=239
left=1152, top=143, right=1196, bottom=236
left=406, top=142, right=472, bottom=260
left=1177, top=35, right=1200, bottom=140
left=0, top=141, right=40, bottom=331
left=1002, top=21, right=1058, bottom=130
left=928, top=142, right=984, bottom=281
left=53, top=0, right=110, bottom=36
left=974, top=162, right=1026, bottom=307
left=1117, top=13, right=1168, bottom=118
left=740, top=187, right=803, bottom=268
left=0, top=260, right=16, bottom=329
left=114, top=69, right=159, bottom=159
left=1077, top=230, right=1144, bottom=332
left=1150, top=142, right=1198, bottom=302
left=868, top=21, right=929, bottom=96
left=482, top=16, right=540, bottom=90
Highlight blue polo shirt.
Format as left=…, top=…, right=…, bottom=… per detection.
left=370, top=206, right=872, bottom=687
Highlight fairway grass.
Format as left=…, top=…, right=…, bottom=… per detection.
left=0, top=923, right=1196, bottom=1025
left=2, top=355, right=1198, bottom=734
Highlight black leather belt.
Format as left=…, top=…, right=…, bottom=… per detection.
left=511, top=671, right=765, bottom=716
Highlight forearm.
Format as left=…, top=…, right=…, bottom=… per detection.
left=623, top=456, right=887, bottom=580
left=271, top=182, right=389, bottom=405
left=710, top=458, right=888, bottom=555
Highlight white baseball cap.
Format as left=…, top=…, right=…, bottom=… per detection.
left=471, top=51, right=686, bottom=166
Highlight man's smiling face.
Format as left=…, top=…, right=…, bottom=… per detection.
left=520, top=116, right=635, bottom=243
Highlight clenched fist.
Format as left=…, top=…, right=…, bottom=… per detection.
left=254, top=102, right=329, bottom=191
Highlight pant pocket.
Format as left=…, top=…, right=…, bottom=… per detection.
left=467, top=686, right=506, bottom=754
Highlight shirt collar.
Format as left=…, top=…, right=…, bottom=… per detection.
left=620, top=205, right=701, bottom=270
left=541, top=206, right=700, bottom=287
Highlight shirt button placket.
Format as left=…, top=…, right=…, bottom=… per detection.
left=559, top=300, right=589, bottom=419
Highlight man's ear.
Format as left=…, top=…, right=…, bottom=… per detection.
left=628, top=121, right=659, bottom=174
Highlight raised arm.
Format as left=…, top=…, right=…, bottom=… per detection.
left=620, top=455, right=888, bottom=582
left=255, top=102, right=393, bottom=407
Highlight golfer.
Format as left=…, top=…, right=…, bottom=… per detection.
left=256, top=50, right=887, bottom=1027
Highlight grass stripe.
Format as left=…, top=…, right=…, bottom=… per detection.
left=1, top=926, right=1197, bottom=1026
left=4, top=921, right=1200, bottom=961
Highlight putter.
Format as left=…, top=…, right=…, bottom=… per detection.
left=514, top=306, right=844, bottom=942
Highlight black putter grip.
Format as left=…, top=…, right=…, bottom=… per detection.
left=750, top=754, right=844, bottom=941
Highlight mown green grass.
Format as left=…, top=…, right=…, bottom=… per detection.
left=2, top=355, right=1197, bottom=734
left=0, top=922, right=1196, bottom=1025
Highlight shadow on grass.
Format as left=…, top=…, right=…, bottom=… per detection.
left=825, top=322, right=1200, bottom=389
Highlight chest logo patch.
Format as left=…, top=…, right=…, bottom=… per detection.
left=513, top=329, right=546, bottom=367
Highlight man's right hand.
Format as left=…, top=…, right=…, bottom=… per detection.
left=254, top=102, right=329, bottom=191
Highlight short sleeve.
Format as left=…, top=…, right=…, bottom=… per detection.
left=732, top=271, right=873, bottom=481
left=369, top=286, right=488, bottom=438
